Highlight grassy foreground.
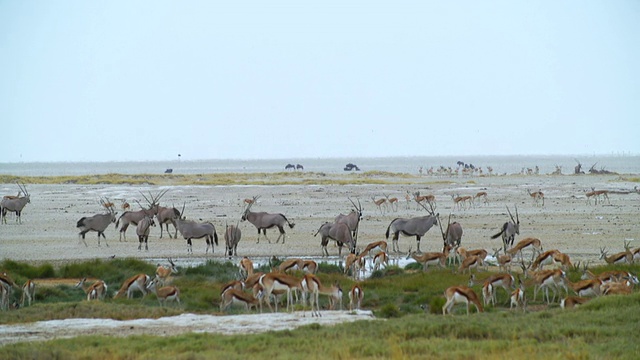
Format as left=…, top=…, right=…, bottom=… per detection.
left=1, top=259, right=639, bottom=359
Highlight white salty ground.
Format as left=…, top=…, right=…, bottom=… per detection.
left=0, top=173, right=638, bottom=344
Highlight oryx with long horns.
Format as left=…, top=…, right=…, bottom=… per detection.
left=1, top=182, right=31, bottom=224
left=241, top=196, right=295, bottom=244
left=491, top=205, right=520, bottom=252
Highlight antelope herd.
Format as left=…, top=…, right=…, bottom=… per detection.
left=0, top=180, right=638, bottom=316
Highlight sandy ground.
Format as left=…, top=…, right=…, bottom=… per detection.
left=1, top=173, right=639, bottom=343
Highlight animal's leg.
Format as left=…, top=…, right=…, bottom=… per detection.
left=276, top=226, right=285, bottom=244
left=145, top=237, right=149, bottom=251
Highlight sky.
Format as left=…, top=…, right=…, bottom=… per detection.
left=1, top=1, right=639, bottom=163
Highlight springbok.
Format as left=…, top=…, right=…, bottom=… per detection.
left=121, top=199, right=130, bottom=212
left=76, top=278, right=108, bottom=301
left=314, top=222, right=356, bottom=257
left=510, top=278, right=526, bottom=312
left=344, top=253, right=365, bottom=280
left=492, top=248, right=513, bottom=273
left=220, top=288, right=261, bottom=313
left=136, top=215, right=156, bottom=251
left=1, top=182, right=30, bottom=224
left=224, top=223, right=242, bottom=257
left=259, top=272, right=303, bottom=313
left=77, top=206, right=118, bottom=247
left=155, top=258, right=178, bottom=286
left=385, top=203, right=438, bottom=253
left=372, top=251, right=389, bottom=272
left=507, top=237, right=543, bottom=262
left=560, top=296, right=589, bottom=309
left=442, top=286, right=484, bottom=315
left=527, top=189, right=545, bottom=206
left=146, top=279, right=180, bottom=307
left=406, top=245, right=450, bottom=272
left=239, top=257, right=254, bottom=280
left=599, top=241, right=633, bottom=265
left=21, top=280, right=36, bottom=307
left=469, top=273, right=515, bottom=306
left=241, top=196, right=295, bottom=244
left=349, top=284, right=364, bottom=311
left=384, top=194, right=399, bottom=212
left=474, top=191, right=488, bottom=205
left=114, top=274, right=151, bottom=299
left=371, top=196, right=387, bottom=214
left=490, top=206, right=520, bottom=252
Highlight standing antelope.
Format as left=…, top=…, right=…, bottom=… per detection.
left=156, top=205, right=181, bottom=239
left=527, top=189, right=545, bottom=206
left=259, top=272, right=302, bottom=313
left=315, top=222, right=356, bottom=257
left=437, top=214, right=463, bottom=249
left=146, top=279, right=180, bottom=307
left=136, top=215, right=156, bottom=251
left=371, top=196, right=387, bottom=214
left=224, top=223, right=242, bottom=257
left=76, top=278, right=108, bottom=301
left=21, top=280, right=36, bottom=307
left=335, top=198, right=363, bottom=238
left=474, top=191, right=488, bottom=205
left=344, top=253, right=365, bottom=280
left=385, top=203, right=439, bottom=253
left=507, top=237, right=543, bottom=262
left=241, top=196, right=295, bottom=244
left=384, top=194, right=399, bottom=212
left=155, top=259, right=178, bottom=286
left=532, top=268, right=567, bottom=304
left=469, top=273, right=515, bottom=306
left=116, top=191, right=166, bottom=241
left=77, top=207, right=118, bottom=247
left=490, top=206, right=520, bottom=252
left=593, top=189, right=610, bottom=204
left=372, top=251, right=389, bottom=272
left=114, top=274, right=151, bottom=299
left=121, top=199, right=130, bottom=212
left=442, top=286, right=484, bottom=315
left=349, top=284, right=364, bottom=311
left=239, top=257, right=254, bottom=280
left=492, top=248, right=513, bottom=273
left=1, top=183, right=30, bottom=224
left=175, top=217, right=219, bottom=254
left=510, top=278, right=526, bottom=312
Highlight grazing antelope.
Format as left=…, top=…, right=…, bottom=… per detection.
left=335, top=198, right=363, bottom=238
left=492, top=248, right=513, bottom=273
left=469, top=273, right=515, bottom=306
left=384, top=194, right=399, bottom=212
left=241, top=196, right=295, bottom=244
left=315, top=221, right=356, bottom=257
left=146, top=279, right=180, bottom=307
left=405, top=245, right=450, bottom=272
left=155, top=258, right=178, bottom=286
left=474, top=191, right=488, bottom=205
left=372, top=251, right=389, bottom=272
left=344, top=253, right=365, bottom=280
left=301, top=260, right=318, bottom=274
left=385, top=204, right=439, bottom=253
left=136, top=215, right=156, bottom=251
left=560, top=296, right=589, bottom=309
left=442, top=286, right=484, bottom=315
left=114, top=274, right=151, bottom=299
left=507, top=237, right=543, bottom=262
left=359, top=240, right=388, bottom=258
left=259, top=272, right=302, bottom=313
left=21, top=280, right=36, bottom=307
left=552, top=251, right=573, bottom=270
left=75, top=278, right=108, bottom=301
left=458, top=255, right=483, bottom=274
left=100, top=198, right=115, bottom=212
left=0, top=273, right=18, bottom=310
left=1, top=182, right=30, bottom=224
left=301, top=274, right=342, bottom=317
left=349, top=284, right=364, bottom=311
left=527, top=189, right=545, bottom=206
left=239, top=257, right=254, bottom=280
left=224, top=223, right=242, bottom=257
left=564, top=277, right=602, bottom=298
left=457, top=247, right=488, bottom=270
left=371, top=196, right=387, bottom=214
left=413, top=192, right=435, bottom=210
left=279, top=258, right=303, bottom=273
left=531, top=249, right=561, bottom=271
left=599, top=241, right=633, bottom=265
left=77, top=207, right=118, bottom=247
left=175, top=208, right=219, bottom=254
left=532, top=268, right=567, bottom=304
left=585, top=188, right=598, bottom=205
left=490, top=206, right=520, bottom=252
left=220, top=288, right=261, bottom=313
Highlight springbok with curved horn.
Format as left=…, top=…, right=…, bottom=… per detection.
left=241, top=196, right=295, bottom=244
left=490, top=205, right=520, bottom=252
left=1, top=182, right=31, bottom=224
left=385, top=201, right=439, bottom=253
left=155, top=258, right=178, bottom=286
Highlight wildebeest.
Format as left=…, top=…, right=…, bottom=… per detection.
left=175, top=217, right=219, bottom=254
left=224, top=223, right=242, bottom=257
left=77, top=208, right=118, bottom=247
left=314, top=222, right=355, bottom=257
left=385, top=207, right=439, bottom=253
left=1, top=183, right=31, bottom=224
left=241, top=196, right=295, bottom=244
left=490, top=206, right=520, bottom=252
left=335, top=198, right=362, bottom=238
left=285, top=164, right=295, bottom=170
left=136, top=215, right=156, bottom=251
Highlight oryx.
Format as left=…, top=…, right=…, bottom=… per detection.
left=385, top=201, right=439, bottom=253
left=490, top=205, right=520, bottom=252
left=115, top=190, right=166, bottom=241
left=156, top=205, right=181, bottom=239
left=136, top=215, right=156, bottom=251
left=241, top=196, right=295, bottom=244
left=1, top=183, right=31, bottom=224
left=438, top=213, right=463, bottom=250
left=314, top=221, right=356, bottom=257
left=175, top=205, right=219, bottom=254
left=76, top=201, right=118, bottom=247
left=335, top=197, right=363, bottom=238
left=224, top=223, right=242, bottom=257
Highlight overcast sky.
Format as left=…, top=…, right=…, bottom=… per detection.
left=1, top=1, right=638, bottom=163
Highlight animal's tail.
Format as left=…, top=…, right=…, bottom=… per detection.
left=76, top=217, right=87, bottom=228
left=313, top=222, right=328, bottom=237
left=490, top=223, right=507, bottom=239
left=385, top=219, right=399, bottom=239
left=116, top=213, right=126, bottom=229
left=214, top=231, right=219, bottom=246
left=282, top=214, right=295, bottom=228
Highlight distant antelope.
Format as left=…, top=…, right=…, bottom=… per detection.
left=76, top=207, right=118, bottom=247
left=242, top=196, right=295, bottom=244
left=384, top=194, right=399, bottom=212
left=121, top=199, right=130, bottom=212
left=371, top=196, right=387, bottom=214
left=224, top=223, right=242, bottom=257
left=490, top=206, right=520, bottom=252
left=527, top=189, right=545, bottom=206
left=592, top=189, right=610, bottom=204
left=1, top=182, right=30, bottom=224
left=474, top=191, right=488, bottom=205
left=21, top=280, right=36, bottom=307
left=385, top=202, right=438, bottom=253
left=442, top=286, right=484, bottom=315
left=585, top=188, right=598, bottom=205
left=76, top=278, right=108, bottom=301
left=136, top=215, right=156, bottom=251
